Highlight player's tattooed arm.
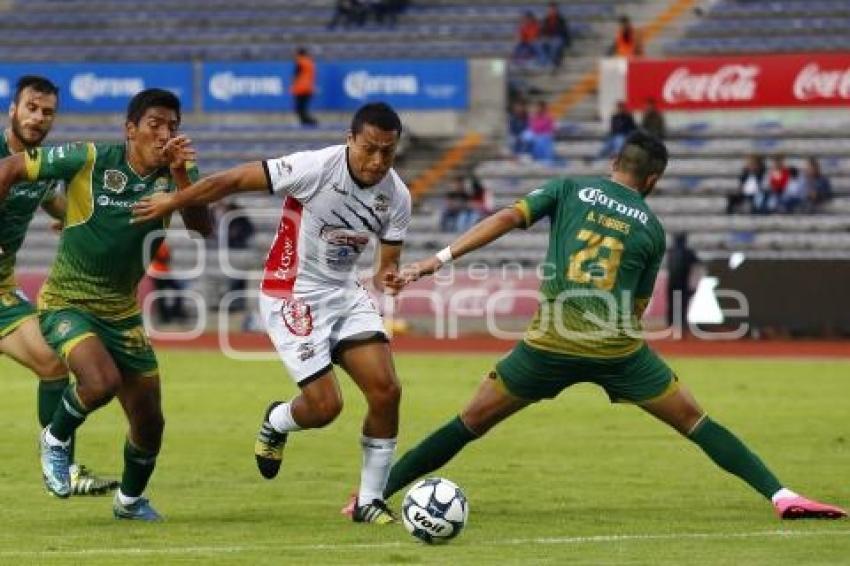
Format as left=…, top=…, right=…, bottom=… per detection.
left=132, top=161, right=268, bottom=223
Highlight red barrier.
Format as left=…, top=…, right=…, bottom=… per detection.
left=627, top=53, right=850, bottom=110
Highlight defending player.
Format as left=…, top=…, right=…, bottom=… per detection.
left=0, top=88, right=212, bottom=520
left=0, top=75, right=117, bottom=495
left=383, top=131, right=846, bottom=521
left=131, top=102, right=411, bottom=525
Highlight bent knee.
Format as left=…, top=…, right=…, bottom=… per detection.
left=310, top=396, right=344, bottom=427
left=366, top=379, right=401, bottom=410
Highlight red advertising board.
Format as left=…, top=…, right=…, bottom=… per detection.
left=627, top=53, right=850, bottom=110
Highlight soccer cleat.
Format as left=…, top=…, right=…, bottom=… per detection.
left=39, top=428, right=71, bottom=498
left=254, top=401, right=288, bottom=479
left=70, top=464, right=120, bottom=496
left=112, top=494, right=163, bottom=521
left=352, top=498, right=397, bottom=525
left=775, top=496, right=847, bottom=520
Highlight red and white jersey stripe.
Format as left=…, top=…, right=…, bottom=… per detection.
left=260, top=145, right=411, bottom=298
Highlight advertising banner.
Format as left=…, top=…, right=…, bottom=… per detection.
left=627, top=53, right=850, bottom=110
left=203, top=59, right=468, bottom=111
left=0, top=63, right=193, bottom=112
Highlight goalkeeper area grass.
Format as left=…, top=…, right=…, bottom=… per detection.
left=1, top=351, right=847, bottom=564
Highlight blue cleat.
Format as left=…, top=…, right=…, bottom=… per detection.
left=112, top=494, right=163, bottom=521
left=39, top=427, right=71, bottom=498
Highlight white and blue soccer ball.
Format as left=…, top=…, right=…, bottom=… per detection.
left=402, top=477, right=469, bottom=544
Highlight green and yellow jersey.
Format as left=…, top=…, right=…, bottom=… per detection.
left=514, top=177, right=666, bottom=358
left=23, top=142, right=198, bottom=320
left=0, top=133, right=61, bottom=293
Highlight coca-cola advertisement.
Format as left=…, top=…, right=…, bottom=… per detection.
left=627, top=53, right=850, bottom=110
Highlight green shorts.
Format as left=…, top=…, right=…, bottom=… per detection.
left=39, top=308, right=158, bottom=377
left=495, top=341, right=676, bottom=404
left=0, top=289, right=37, bottom=338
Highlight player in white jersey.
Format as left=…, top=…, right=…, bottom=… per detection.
left=132, top=103, right=410, bottom=524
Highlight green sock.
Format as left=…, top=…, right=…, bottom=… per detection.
left=121, top=440, right=158, bottom=498
left=384, top=416, right=478, bottom=500
left=688, top=416, right=782, bottom=499
left=49, top=385, right=89, bottom=443
left=38, top=378, right=76, bottom=463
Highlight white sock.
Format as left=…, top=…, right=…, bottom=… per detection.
left=117, top=489, right=140, bottom=506
left=771, top=488, right=800, bottom=503
left=269, top=401, right=302, bottom=434
left=44, top=427, right=69, bottom=448
left=357, top=436, right=397, bottom=507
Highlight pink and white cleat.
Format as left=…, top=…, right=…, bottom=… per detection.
left=774, top=496, right=847, bottom=520
left=340, top=491, right=357, bottom=518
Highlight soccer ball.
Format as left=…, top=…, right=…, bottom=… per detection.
left=402, top=477, right=469, bottom=544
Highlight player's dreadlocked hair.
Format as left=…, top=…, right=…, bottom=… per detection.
left=351, top=102, right=403, bottom=138
left=615, top=129, right=669, bottom=183
left=126, top=88, right=181, bottom=126
left=14, top=75, right=59, bottom=104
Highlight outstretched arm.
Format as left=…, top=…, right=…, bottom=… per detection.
left=132, top=161, right=269, bottom=223
left=401, top=206, right=525, bottom=284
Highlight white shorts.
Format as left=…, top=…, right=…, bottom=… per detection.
left=259, top=285, right=387, bottom=386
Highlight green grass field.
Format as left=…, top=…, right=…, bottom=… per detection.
left=1, top=351, right=848, bottom=565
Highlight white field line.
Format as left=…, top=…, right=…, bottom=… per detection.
left=0, top=528, right=848, bottom=558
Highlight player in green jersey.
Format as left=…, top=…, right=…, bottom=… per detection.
left=0, top=75, right=117, bottom=496
left=381, top=131, right=845, bottom=521
left=0, top=88, right=211, bottom=520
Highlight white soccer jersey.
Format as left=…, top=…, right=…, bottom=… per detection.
left=260, top=144, right=411, bottom=298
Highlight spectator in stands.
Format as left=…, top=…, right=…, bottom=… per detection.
left=803, top=156, right=833, bottom=212
left=508, top=100, right=530, bottom=156
left=439, top=180, right=481, bottom=233
left=666, top=233, right=700, bottom=328
left=540, top=3, right=571, bottom=71
left=467, top=173, right=493, bottom=216
left=372, top=0, right=409, bottom=26
left=764, top=154, right=789, bottom=213
left=528, top=100, right=555, bottom=163
left=327, top=0, right=365, bottom=29
left=780, top=166, right=806, bottom=214
left=727, top=154, right=765, bottom=215
left=641, top=97, right=666, bottom=140
left=292, top=47, right=318, bottom=127
left=512, top=11, right=545, bottom=67
left=598, top=100, right=636, bottom=159
left=149, top=241, right=187, bottom=325
left=609, top=15, right=643, bottom=58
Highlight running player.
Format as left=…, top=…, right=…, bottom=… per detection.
left=131, top=102, right=411, bottom=525
left=0, top=75, right=116, bottom=496
left=0, top=88, right=212, bottom=520
left=383, top=130, right=846, bottom=521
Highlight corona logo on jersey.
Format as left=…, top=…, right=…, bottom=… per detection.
left=577, top=187, right=649, bottom=225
